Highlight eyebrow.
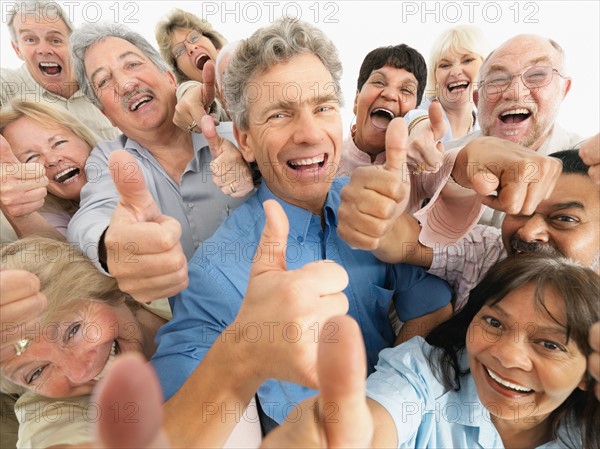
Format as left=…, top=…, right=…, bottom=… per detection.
left=90, top=51, right=143, bottom=84
left=485, top=56, right=553, bottom=74
left=261, top=92, right=339, bottom=115
left=489, top=303, right=568, bottom=336
left=371, top=70, right=417, bottom=84
left=549, top=201, right=585, bottom=211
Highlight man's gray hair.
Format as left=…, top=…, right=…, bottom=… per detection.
left=224, top=18, right=343, bottom=130
left=70, top=23, right=171, bottom=109
left=6, top=0, right=73, bottom=42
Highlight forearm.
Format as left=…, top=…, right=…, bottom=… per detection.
left=1, top=209, right=65, bottom=240
left=373, top=214, right=433, bottom=268
left=162, top=324, right=262, bottom=448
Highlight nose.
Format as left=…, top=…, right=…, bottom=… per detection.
left=516, top=214, right=549, bottom=243
left=42, top=151, right=62, bottom=168
left=380, top=85, right=398, bottom=102
left=449, top=64, right=463, bottom=77
left=489, top=333, right=533, bottom=371
left=62, top=346, right=99, bottom=385
left=292, top=110, right=325, bottom=145
left=113, top=70, right=139, bottom=97
left=502, top=73, right=530, bottom=101
left=35, top=42, right=54, bottom=55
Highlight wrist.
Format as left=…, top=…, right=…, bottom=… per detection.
left=407, top=114, right=429, bottom=135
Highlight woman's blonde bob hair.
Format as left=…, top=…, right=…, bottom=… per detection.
left=0, top=237, right=136, bottom=394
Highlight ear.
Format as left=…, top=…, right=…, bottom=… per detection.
left=11, top=40, right=24, bottom=61
left=353, top=89, right=359, bottom=115
left=561, top=77, right=572, bottom=99
left=577, top=372, right=590, bottom=391
left=233, top=126, right=256, bottom=163
left=473, top=89, right=479, bottom=107
left=166, top=71, right=177, bottom=87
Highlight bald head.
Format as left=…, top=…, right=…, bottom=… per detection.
left=476, top=34, right=571, bottom=151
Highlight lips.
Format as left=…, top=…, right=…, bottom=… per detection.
left=370, top=107, right=396, bottom=130
left=54, top=167, right=80, bottom=184
left=195, top=54, right=210, bottom=70
left=448, top=80, right=469, bottom=92
left=287, top=153, right=327, bottom=172
left=485, top=365, right=534, bottom=394
left=93, top=341, right=119, bottom=382
left=39, top=62, right=62, bottom=76
left=499, top=108, right=532, bottom=124
left=127, top=94, right=153, bottom=112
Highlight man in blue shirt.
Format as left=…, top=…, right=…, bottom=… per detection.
left=151, top=18, right=452, bottom=427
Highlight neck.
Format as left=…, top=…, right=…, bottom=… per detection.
left=444, top=105, right=475, bottom=139
left=135, top=126, right=195, bottom=183
left=352, top=132, right=384, bottom=162
left=133, top=306, right=168, bottom=360
left=492, top=413, right=553, bottom=449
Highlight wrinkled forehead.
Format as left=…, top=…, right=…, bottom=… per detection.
left=481, top=36, right=563, bottom=75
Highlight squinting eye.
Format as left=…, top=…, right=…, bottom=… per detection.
left=539, top=340, right=565, bottom=351
left=25, top=154, right=40, bottom=163
left=27, top=366, right=46, bottom=384
left=67, top=323, right=81, bottom=340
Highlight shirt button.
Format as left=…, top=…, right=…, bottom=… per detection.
left=187, top=203, right=194, bottom=209
left=297, top=236, right=304, bottom=243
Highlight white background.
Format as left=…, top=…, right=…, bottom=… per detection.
left=1, top=0, right=598, bottom=138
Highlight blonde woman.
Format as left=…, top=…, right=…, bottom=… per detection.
left=0, top=100, right=98, bottom=238
left=405, top=25, right=490, bottom=141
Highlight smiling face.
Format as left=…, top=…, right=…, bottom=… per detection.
left=84, top=37, right=177, bottom=140
left=467, top=282, right=588, bottom=426
left=10, top=14, right=76, bottom=97
left=169, top=27, right=219, bottom=83
left=477, top=35, right=571, bottom=150
left=353, top=66, right=418, bottom=156
left=501, top=173, right=600, bottom=271
left=435, top=50, right=482, bottom=109
left=235, top=53, right=342, bottom=216
left=3, top=116, right=91, bottom=200
left=0, top=301, right=143, bottom=398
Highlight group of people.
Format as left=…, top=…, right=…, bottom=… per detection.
left=1, top=1, right=599, bottom=449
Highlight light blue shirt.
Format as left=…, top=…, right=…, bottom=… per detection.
left=67, top=123, right=246, bottom=262
left=152, top=179, right=452, bottom=424
left=404, top=98, right=480, bottom=143
left=367, top=337, right=576, bottom=448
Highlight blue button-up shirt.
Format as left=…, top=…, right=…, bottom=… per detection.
left=152, top=178, right=452, bottom=423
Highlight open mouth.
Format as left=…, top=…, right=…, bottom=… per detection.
left=54, top=167, right=80, bottom=184
left=499, top=108, right=532, bottom=125
left=287, top=153, right=328, bottom=172
left=93, top=341, right=119, bottom=382
left=39, top=62, right=62, bottom=76
left=129, top=95, right=152, bottom=112
left=195, top=54, right=210, bottom=70
left=448, top=81, right=469, bottom=92
left=485, top=366, right=533, bottom=394
left=370, top=108, right=395, bottom=130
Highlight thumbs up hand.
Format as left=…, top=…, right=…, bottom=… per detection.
left=173, top=60, right=219, bottom=133
left=104, top=150, right=188, bottom=302
left=0, top=134, right=48, bottom=217
left=201, top=115, right=254, bottom=198
left=338, top=118, right=411, bottom=251
left=406, top=100, right=447, bottom=173
left=231, top=200, right=349, bottom=389
left=261, top=316, right=373, bottom=449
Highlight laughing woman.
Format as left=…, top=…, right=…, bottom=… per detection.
left=405, top=25, right=490, bottom=142
left=0, top=100, right=98, bottom=239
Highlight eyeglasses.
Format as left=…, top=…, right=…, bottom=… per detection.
left=479, top=66, right=565, bottom=94
left=171, top=30, right=203, bottom=59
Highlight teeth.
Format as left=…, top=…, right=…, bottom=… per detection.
left=54, top=167, right=78, bottom=183
left=449, top=81, right=469, bottom=88
left=93, top=342, right=117, bottom=382
left=289, top=155, right=325, bottom=166
left=40, top=62, right=59, bottom=67
left=129, top=96, right=151, bottom=111
left=195, top=54, right=208, bottom=65
left=503, top=130, right=518, bottom=136
left=486, top=367, right=532, bottom=393
left=501, top=108, right=530, bottom=116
